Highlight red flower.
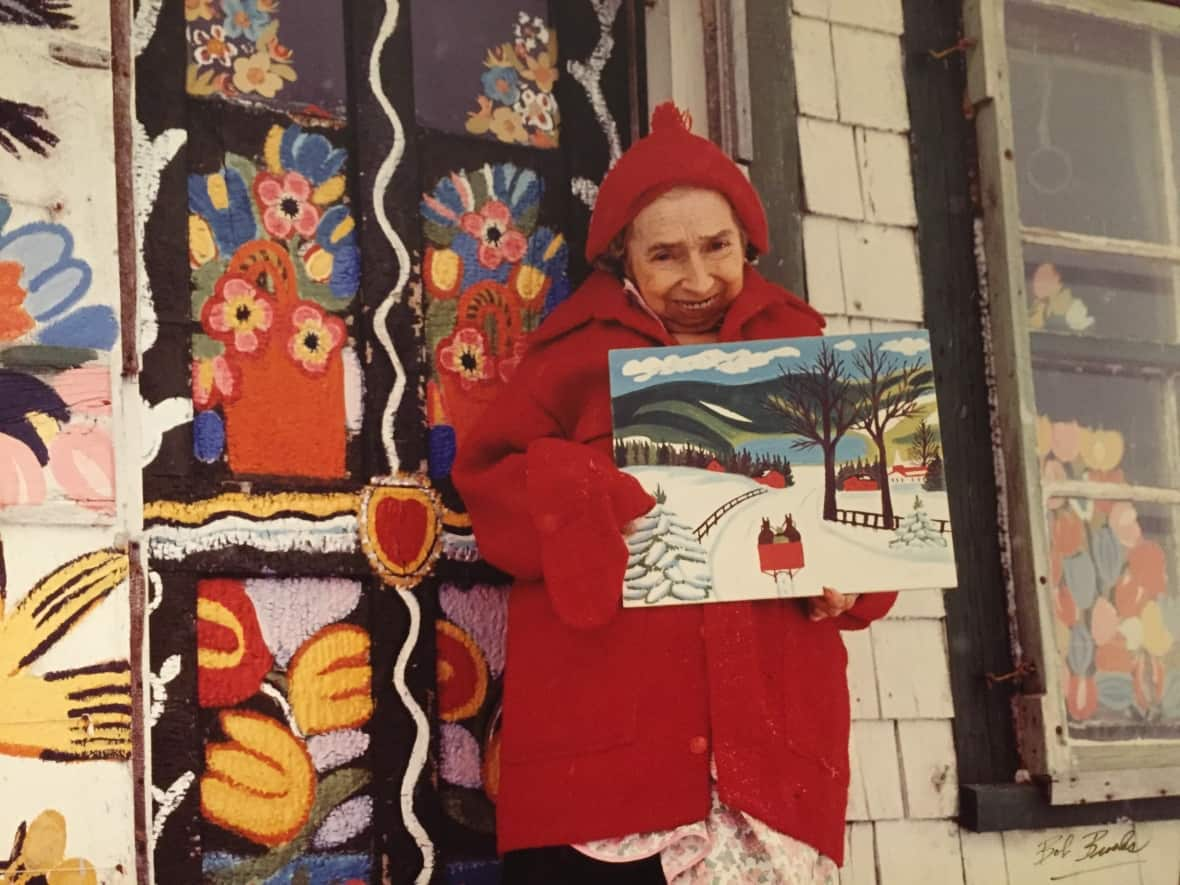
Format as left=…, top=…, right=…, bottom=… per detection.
left=437, top=327, right=494, bottom=387
left=1127, top=541, right=1167, bottom=599
left=201, top=274, right=274, bottom=354
left=459, top=200, right=527, bottom=269
left=254, top=171, right=320, bottom=240
left=287, top=303, right=347, bottom=375
left=197, top=579, right=273, bottom=708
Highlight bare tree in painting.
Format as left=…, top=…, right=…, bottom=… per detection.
left=764, top=341, right=863, bottom=522
left=852, top=339, right=933, bottom=526
left=907, top=418, right=940, bottom=467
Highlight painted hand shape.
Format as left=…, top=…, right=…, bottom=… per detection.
left=0, top=549, right=131, bottom=761
left=0, top=99, right=59, bottom=159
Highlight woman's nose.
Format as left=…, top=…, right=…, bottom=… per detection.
left=682, top=253, right=711, bottom=293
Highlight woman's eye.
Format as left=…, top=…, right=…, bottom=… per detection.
left=709, top=240, right=731, bottom=252
left=652, top=253, right=671, bottom=262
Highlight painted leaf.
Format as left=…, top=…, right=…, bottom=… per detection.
left=1090, top=525, right=1124, bottom=590
left=1062, top=552, right=1098, bottom=611
left=1067, top=623, right=1094, bottom=677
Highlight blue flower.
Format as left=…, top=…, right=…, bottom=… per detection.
left=0, top=222, right=116, bottom=351
left=315, top=205, right=360, bottom=299
left=193, top=409, right=225, bottom=463
left=482, top=67, right=521, bottom=106
left=277, top=126, right=345, bottom=186
left=220, top=0, right=270, bottom=41
left=188, top=166, right=257, bottom=257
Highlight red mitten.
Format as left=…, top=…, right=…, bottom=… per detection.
left=526, top=438, right=635, bottom=628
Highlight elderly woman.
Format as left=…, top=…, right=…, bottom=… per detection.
left=453, top=104, right=897, bottom=885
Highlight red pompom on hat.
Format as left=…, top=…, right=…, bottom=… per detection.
left=584, top=102, right=769, bottom=263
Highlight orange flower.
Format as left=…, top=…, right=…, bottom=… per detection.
left=0, top=261, right=33, bottom=342
left=1051, top=509, right=1085, bottom=558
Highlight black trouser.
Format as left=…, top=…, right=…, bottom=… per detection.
left=500, top=846, right=666, bottom=884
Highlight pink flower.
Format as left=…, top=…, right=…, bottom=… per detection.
left=459, top=201, right=527, bottom=269
left=201, top=275, right=275, bottom=354
left=287, top=303, right=346, bottom=375
left=1050, top=420, right=1081, bottom=463
left=1031, top=263, right=1062, bottom=301
left=1109, top=501, right=1142, bottom=548
left=0, top=435, right=46, bottom=507
left=51, top=366, right=112, bottom=416
left=254, top=172, right=320, bottom=240
left=438, top=327, right=493, bottom=387
left=48, top=424, right=115, bottom=516
left=191, top=354, right=241, bottom=408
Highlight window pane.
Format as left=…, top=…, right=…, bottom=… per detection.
left=1007, top=1, right=1169, bottom=242
left=1047, top=498, right=1179, bottom=741
left=1023, top=245, right=1178, bottom=343
left=1033, top=372, right=1171, bottom=491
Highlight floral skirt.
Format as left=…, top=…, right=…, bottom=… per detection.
left=574, top=784, right=839, bottom=885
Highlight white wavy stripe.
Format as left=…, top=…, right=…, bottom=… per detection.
left=370, top=0, right=411, bottom=477
left=369, top=2, right=433, bottom=881
left=144, top=515, right=359, bottom=559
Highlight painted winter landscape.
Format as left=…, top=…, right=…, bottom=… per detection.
left=608, top=332, right=959, bottom=606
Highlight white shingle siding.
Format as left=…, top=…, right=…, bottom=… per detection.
left=875, top=820, right=967, bottom=885
left=799, top=117, right=865, bottom=220
left=827, top=0, right=904, bottom=35
left=897, top=719, right=959, bottom=819
left=792, top=16, right=839, bottom=120
left=855, top=128, right=918, bottom=226
left=835, top=222, right=924, bottom=322
left=831, top=26, right=910, bottom=132
left=871, top=619, right=954, bottom=720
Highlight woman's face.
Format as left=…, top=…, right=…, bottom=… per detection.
left=624, top=187, right=746, bottom=335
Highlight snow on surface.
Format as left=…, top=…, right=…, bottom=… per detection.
left=622, top=464, right=957, bottom=606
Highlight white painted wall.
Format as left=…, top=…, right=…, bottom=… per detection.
left=0, top=7, right=136, bottom=882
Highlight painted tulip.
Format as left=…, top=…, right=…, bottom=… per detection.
left=201, top=710, right=315, bottom=846
left=196, top=579, right=273, bottom=708
left=288, top=624, right=373, bottom=735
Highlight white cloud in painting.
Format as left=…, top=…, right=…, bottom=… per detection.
left=880, top=336, right=930, bottom=356
left=700, top=400, right=753, bottom=423
left=621, top=345, right=800, bottom=383
left=833, top=339, right=857, bottom=351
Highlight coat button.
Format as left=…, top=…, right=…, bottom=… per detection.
left=689, top=735, right=708, bottom=755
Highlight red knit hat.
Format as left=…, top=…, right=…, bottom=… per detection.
left=584, top=102, right=769, bottom=263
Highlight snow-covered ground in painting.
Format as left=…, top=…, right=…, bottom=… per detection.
left=623, top=464, right=957, bottom=606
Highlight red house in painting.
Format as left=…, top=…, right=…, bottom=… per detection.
left=706, top=459, right=725, bottom=472
left=889, top=464, right=929, bottom=483
left=754, top=469, right=786, bottom=488
left=843, top=474, right=879, bottom=491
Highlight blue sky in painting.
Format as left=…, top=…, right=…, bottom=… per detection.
left=607, top=331, right=934, bottom=397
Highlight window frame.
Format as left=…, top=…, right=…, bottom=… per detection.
left=965, top=0, right=1180, bottom=805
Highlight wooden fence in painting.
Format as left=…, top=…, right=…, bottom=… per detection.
left=833, top=507, right=952, bottom=534
left=694, top=488, right=768, bottom=541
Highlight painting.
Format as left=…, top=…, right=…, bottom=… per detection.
left=0, top=533, right=135, bottom=878
left=184, top=576, right=374, bottom=884
left=609, top=331, right=958, bottom=604
left=421, top=158, right=570, bottom=480
left=187, top=123, right=361, bottom=478
left=411, top=0, right=559, bottom=149
left=185, top=0, right=348, bottom=119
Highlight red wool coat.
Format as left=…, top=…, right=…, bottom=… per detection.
left=452, top=267, right=897, bottom=864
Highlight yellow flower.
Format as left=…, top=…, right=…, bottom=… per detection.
left=488, top=107, right=530, bottom=145
left=232, top=51, right=293, bottom=98
left=185, top=0, right=215, bottom=21
left=514, top=265, right=548, bottom=301
left=1035, top=415, right=1051, bottom=459
left=2, top=810, right=97, bottom=885
left=201, top=711, right=315, bottom=846
left=1140, top=601, right=1174, bottom=658
left=1080, top=428, right=1124, bottom=472
left=288, top=624, right=374, bottom=735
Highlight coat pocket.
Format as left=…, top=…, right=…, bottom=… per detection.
left=500, top=589, right=644, bottom=763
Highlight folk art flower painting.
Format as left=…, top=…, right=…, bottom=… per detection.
left=187, top=124, right=359, bottom=478
left=187, top=0, right=296, bottom=103
left=0, top=198, right=116, bottom=517
left=1040, top=415, right=1180, bottom=735
left=194, top=577, right=374, bottom=883
left=421, top=162, right=570, bottom=478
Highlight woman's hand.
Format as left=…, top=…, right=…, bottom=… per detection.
left=808, top=587, right=858, bottom=621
